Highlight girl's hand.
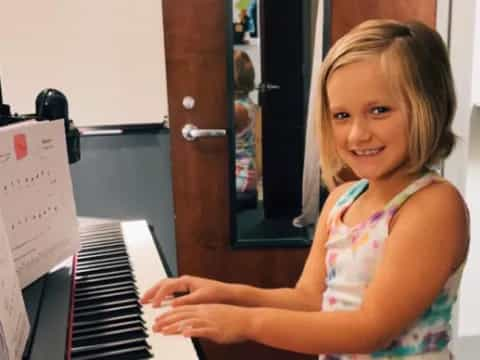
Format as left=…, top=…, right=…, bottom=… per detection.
left=140, top=275, right=231, bottom=307
left=153, top=304, right=250, bottom=344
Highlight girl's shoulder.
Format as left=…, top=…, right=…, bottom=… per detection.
left=398, top=176, right=466, bottom=216
left=319, top=180, right=364, bottom=225
left=391, top=177, right=469, bottom=266
left=389, top=174, right=468, bottom=231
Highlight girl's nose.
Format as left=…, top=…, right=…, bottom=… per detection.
left=348, top=118, right=372, bottom=143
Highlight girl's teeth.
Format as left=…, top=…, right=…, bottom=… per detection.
left=355, top=148, right=381, bottom=155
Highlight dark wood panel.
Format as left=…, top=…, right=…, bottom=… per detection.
left=330, top=0, right=437, bottom=44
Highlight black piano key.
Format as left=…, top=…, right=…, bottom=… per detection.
left=71, top=345, right=152, bottom=360
left=75, top=284, right=136, bottom=299
left=79, top=243, right=126, bottom=253
left=74, top=299, right=139, bottom=313
left=75, top=281, right=136, bottom=294
left=77, top=250, right=128, bottom=262
left=73, top=304, right=142, bottom=323
left=78, top=247, right=127, bottom=258
left=73, top=319, right=145, bottom=336
left=71, top=338, right=150, bottom=358
left=76, top=263, right=132, bottom=277
left=77, top=255, right=130, bottom=269
left=75, top=289, right=137, bottom=306
left=73, top=314, right=144, bottom=330
left=76, top=269, right=134, bottom=283
left=76, top=268, right=134, bottom=279
left=72, top=326, right=146, bottom=347
left=75, top=274, right=135, bottom=288
left=76, top=256, right=130, bottom=270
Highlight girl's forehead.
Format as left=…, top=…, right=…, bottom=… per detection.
left=326, top=58, right=406, bottom=106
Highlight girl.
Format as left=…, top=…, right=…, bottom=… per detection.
left=141, top=20, right=469, bottom=359
left=233, top=49, right=258, bottom=193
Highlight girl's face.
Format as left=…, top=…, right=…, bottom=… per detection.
left=327, top=57, right=410, bottom=183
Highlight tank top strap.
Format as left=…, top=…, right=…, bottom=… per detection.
left=327, top=179, right=369, bottom=227
left=383, top=171, right=440, bottom=215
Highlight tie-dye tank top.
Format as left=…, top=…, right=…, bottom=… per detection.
left=319, top=172, right=464, bottom=360
left=235, top=96, right=257, bottom=192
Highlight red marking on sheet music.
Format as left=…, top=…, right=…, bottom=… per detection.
left=14, top=134, right=28, bottom=160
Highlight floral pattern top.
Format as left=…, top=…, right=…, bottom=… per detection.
left=235, top=96, right=257, bottom=192
left=319, top=172, right=465, bottom=359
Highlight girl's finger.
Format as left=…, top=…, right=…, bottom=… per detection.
left=150, top=278, right=190, bottom=307
left=159, top=318, right=211, bottom=336
left=182, top=326, right=218, bottom=341
left=140, top=280, right=166, bottom=303
left=171, top=292, right=204, bottom=306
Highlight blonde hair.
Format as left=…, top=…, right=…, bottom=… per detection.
left=317, top=19, right=457, bottom=189
left=233, top=49, right=255, bottom=96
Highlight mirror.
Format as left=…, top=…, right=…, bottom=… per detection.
left=231, top=0, right=319, bottom=247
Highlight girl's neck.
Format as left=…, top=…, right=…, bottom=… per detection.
left=360, top=170, right=426, bottom=205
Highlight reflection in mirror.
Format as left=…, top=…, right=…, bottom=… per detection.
left=232, top=0, right=318, bottom=246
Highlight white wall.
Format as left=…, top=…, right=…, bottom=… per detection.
left=446, top=1, right=480, bottom=358
left=447, top=0, right=480, bottom=343
left=472, top=0, right=480, bottom=106
left=0, top=1, right=168, bottom=128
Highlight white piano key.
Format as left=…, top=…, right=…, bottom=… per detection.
left=121, top=220, right=199, bottom=360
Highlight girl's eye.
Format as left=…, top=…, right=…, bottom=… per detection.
left=333, top=112, right=349, bottom=120
left=371, top=106, right=390, bottom=115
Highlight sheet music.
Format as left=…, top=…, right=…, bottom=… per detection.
left=0, top=215, right=30, bottom=360
left=0, top=120, right=79, bottom=288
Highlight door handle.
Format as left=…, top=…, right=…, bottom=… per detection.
left=256, top=82, right=281, bottom=93
left=182, top=123, right=227, bottom=141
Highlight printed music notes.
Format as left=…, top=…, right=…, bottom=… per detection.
left=0, top=120, right=80, bottom=288
left=0, top=214, right=29, bottom=360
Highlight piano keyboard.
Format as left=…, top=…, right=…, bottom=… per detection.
left=69, top=220, right=200, bottom=360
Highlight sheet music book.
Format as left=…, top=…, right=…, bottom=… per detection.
left=0, top=215, right=30, bottom=360
left=0, top=119, right=80, bottom=288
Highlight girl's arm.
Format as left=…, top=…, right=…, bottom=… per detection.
left=143, top=182, right=351, bottom=311
left=225, top=182, right=353, bottom=311
left=242, top=182, right=469, bottom=354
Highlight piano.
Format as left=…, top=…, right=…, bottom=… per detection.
left=22, top=219, right=204, bottom=360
